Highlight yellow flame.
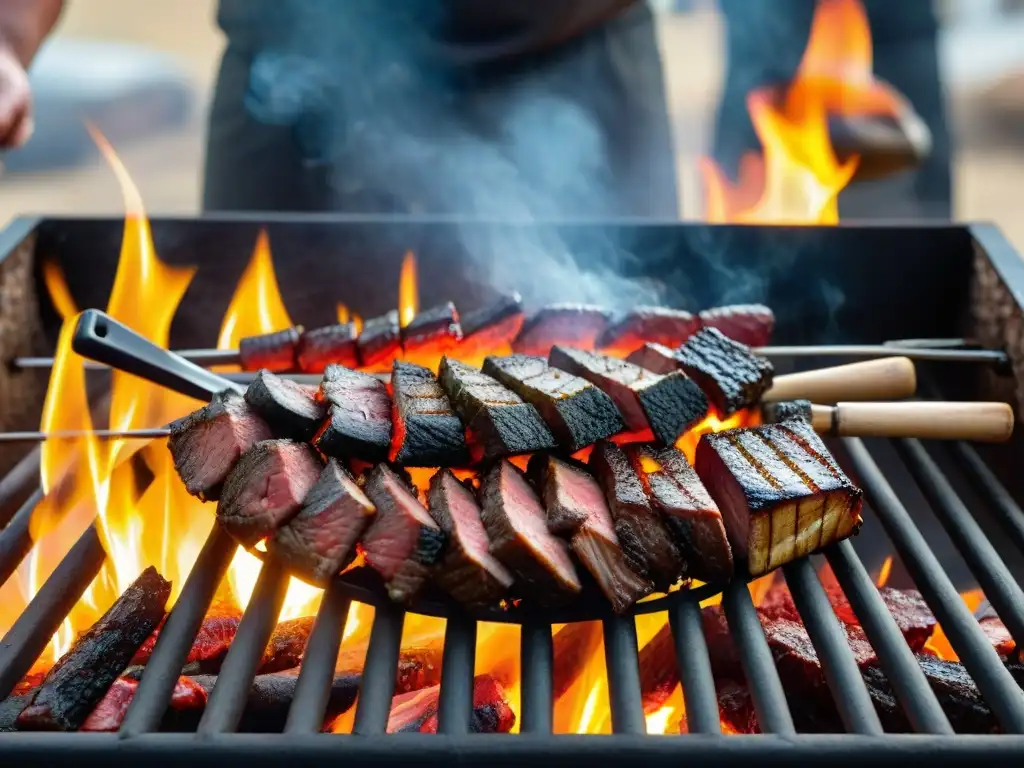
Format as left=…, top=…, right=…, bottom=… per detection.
left=336, top=303, right=350, bottom=325
left=42, top=260, right=79, bottom=321
left=216, top=229, right=293, bottom=351
left=398, top=251, right=418, bottom=328
left=875, top=555, right=893, bottom=588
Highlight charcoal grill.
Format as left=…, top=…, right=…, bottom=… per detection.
left=0, top=215, right=1023, bottom=764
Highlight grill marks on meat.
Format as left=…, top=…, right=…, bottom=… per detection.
left=296, top=322, right=359, bottom=373
left=427, top=469, right=514, bottom=608
left=698, top=304, right=775, bottom=348
left=269, top=459, right=375, bottom=585
left=361, top=464, right=446, bottom=604
left=695, top=421, right=862, bottom=577
left=550, top=346, right=708, bottom=445
left=590, top=441, right=685, bottom=591
left=598, top=307, right=702, bottom=356
left=627, top=445, right=734, bottom=583
left=217, top=440, right=323, bottom=547
left=401, top=302, right=463, bottom=357
left=357, top=310, right=401, bottom=368
left=389, top=361, right=470, bottom=467
left=16, top=567, right=171, bottom=731
left=513, top=304, right=613, bottom=356
left=438, top=357, right=555, bottom=461
left=244, top=369, right=326, bottom=442
left=460, top=293, right=525, bottom=352
left=483, top=354, right=625, bottom=452
left=239, top=327, right=302, bottom=372
left=478, top=460, right=582, bottom=603
left=387, top=674, right=515, bottom=734
left=674, top=328, right=774, bottom=416
left=314, top=364, right=392, bottom=462
left=168, top=390, right=272, bottom=502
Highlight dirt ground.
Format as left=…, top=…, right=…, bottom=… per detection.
left=1, top=1, right=1022, bottom=251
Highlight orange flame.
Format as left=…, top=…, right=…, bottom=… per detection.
left=216, top=229, right=293, bottom=352
left=398, top=251, right=418, bottom=328
left=336, top=303, right=350, bottom=325
left=875, top=555, right=893, bottom=588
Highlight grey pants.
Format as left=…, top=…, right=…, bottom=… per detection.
left=202, top=3, right=678, bottom=218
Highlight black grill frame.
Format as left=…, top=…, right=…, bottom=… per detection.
left=1, top=217, right=1024, bottom=763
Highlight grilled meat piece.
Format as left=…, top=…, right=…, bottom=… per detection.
left=361, top=464, right=446, bottom=604
left=16, top=567, right=170, bottom=731
left=478, top=460, right=582, bottom=603
left=131, top=600, right=241, bottom=671
left=438, top=357, right=555, bottom=461
left=296, top=322, right=359, bottom=373
left=598, top=307, right=702, bottom=356
left=427, top=469, right=514, bottom=608
left=761, top=399, right=813, bottom=424
left=674, top=328, right=774, bottom=416
left=357, top=310, right=401, bottom=368
left=401, top=302, right=463, bottom=357
left=80, top=676, right=208, bottom=732
left=460, top=293, right=525, bottom=352
left=589, top=441, right=685, bottom=590
left=527, top=453, right=591, bottom=535
left=482, top=354, right=625, bottom=452
left=512, top=303, right=613, bottom=356
left=269, top=459, right=375, bottom=585
left=625, top=342, right=685, bottom=375
left=550, top=346, right=708, bottom=445
left=168, top=390, right=272, bottom=502
left=698, top=304, right=775, bottom=348
left=627, top=445, right=734, bottom=583
left=314, top=365, right=392, bottom=462
left=390, top=361, right=470, bottom=467
left=244, top=369, right=326, bottom=442
left=239, top=327, right=302, bottom=373
left=695, top=421, right=863, bottom=577
left=387, top=674, right=516, bottom=734
left=257, top=617, right=315, bottom=673
left=217, top=440, right=323, bottom=547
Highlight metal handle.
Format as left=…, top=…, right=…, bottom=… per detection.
left=71, top=309, right=243, bottom=401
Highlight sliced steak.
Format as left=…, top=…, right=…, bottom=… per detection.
left=314, top=364, right=392, bottom=462
left=674, top=328, right=774, bottom=416
left=550, top=345, right=708, bottom=445
left=438, top=357, right=555, bottom=461
left=482, top=354, right=624, bottom=452
left=269, top=459, right=376, bottom=585
left=168, top=390, right=273, bottom=502
left=361, top=464, right=446, bottom=604
left=512, top=303, right=612, bottom=356
left=527, top=453, right=592, bottom=535
left=597, top=307, right=702, bottom=356
left=244, top=369, right=326, bottom=442
left=357, top=310, right=401, bottom=368
left=478, top=460, right=582, bottom=604
left=626, top=444, right=734, bottom=584
left=698, top=304, right=775, bottom=348
left=460, top=293, right=525, bottom=353
left=626, top=342, right=685, bottom=375
left=239, top=327, right=302, bottom=372
left=427, top=469, right=514, bottom=608
left=589, top=440, right=686, bottom=591
left=296, top=322, right=359, bottom=373
left=389, top=361, right=470, bottom=467
left=217, top=440, right=323, bottom=547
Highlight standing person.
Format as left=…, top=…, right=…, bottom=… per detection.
left=0, top=0, right=62, bottom=148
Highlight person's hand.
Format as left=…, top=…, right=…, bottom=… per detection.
left=0, top=41, right=33, bottom=148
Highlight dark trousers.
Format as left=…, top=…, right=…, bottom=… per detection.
left=202, top=3, right=678, bottom=218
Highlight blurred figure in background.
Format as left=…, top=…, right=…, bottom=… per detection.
left=0, top=1, right=62, bottom=148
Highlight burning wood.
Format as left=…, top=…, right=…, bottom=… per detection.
left=597, top=307, right=702, bottom=357
left=459, top=293, right=525, bottom=352
left=512, top=304, right=612, bottom=356
left=315, top=364, right=393, bottom=462
left=16, top=566, right=171, bottom=731
left=269, top=459, right=376, bottom=585
left=258, top=616, right=315, bottom=673
left=401, top=302, right=463, bottom=356
left=427, top=469, right=514, bottom=609
left=550, top=346, right=708, bottom=445
left=386, top=674, right=515, bottom=734
left=239, top=327, right=302, bottom=373
left=296, top=322, right=360, bottom=373
left=244, top=370, right=326, bottom=442
left=167, top=390, right=273, bottom=502
left=389, top=361, right=470, bottom=467
left=975, top=600, right=1016, bottom=657
left=672, top=328, right=775, bottom=416
left=697, top=305, right=776, bottom=349
left=357, top=310, right=401, bottom=368
left=216, top=439, right=323, bottom=547
left=80, top=676, right=207, bottom=732
left=131, top=600, right=242, bottom=671
left=482, top=354, right=625, bottom=453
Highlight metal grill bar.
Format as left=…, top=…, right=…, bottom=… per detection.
left=519, top=617, right=553, bottom=734
left=603, top=614, right=645, bottom=734
left=0, top=448, right=41, bottom=529
left=721, top=578, right=796, bottom=735
left=0, top=526, right=105, bottom=699
left=0, top=488, right=42, bottom=586
left=197, top=561, right=289, bottom=735
left=121, top=527, right=237, bottom=736
left=667, top=599, right=720, bottom=735
left=783, top=558, right=883, bottom=735
left=842, top=437, right=1024, bottom=733
left=951, top=442, right=1024, bottom=558
left=895, top=438, right=1024, bottom=649
left=283, top=581, right=351, bottom=734
left=351, top=602, right=405, bottom=735
left=437, top=614, right=477, bottom=734
left=826, top=540, right=953, bottom=734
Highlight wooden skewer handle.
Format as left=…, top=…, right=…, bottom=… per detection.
left=810, top=401, right=1015, bottom=442
left=764, top=357, right=916, bottom=404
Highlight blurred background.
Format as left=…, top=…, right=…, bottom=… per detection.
left=0, top=0, right=1022, bottom=247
